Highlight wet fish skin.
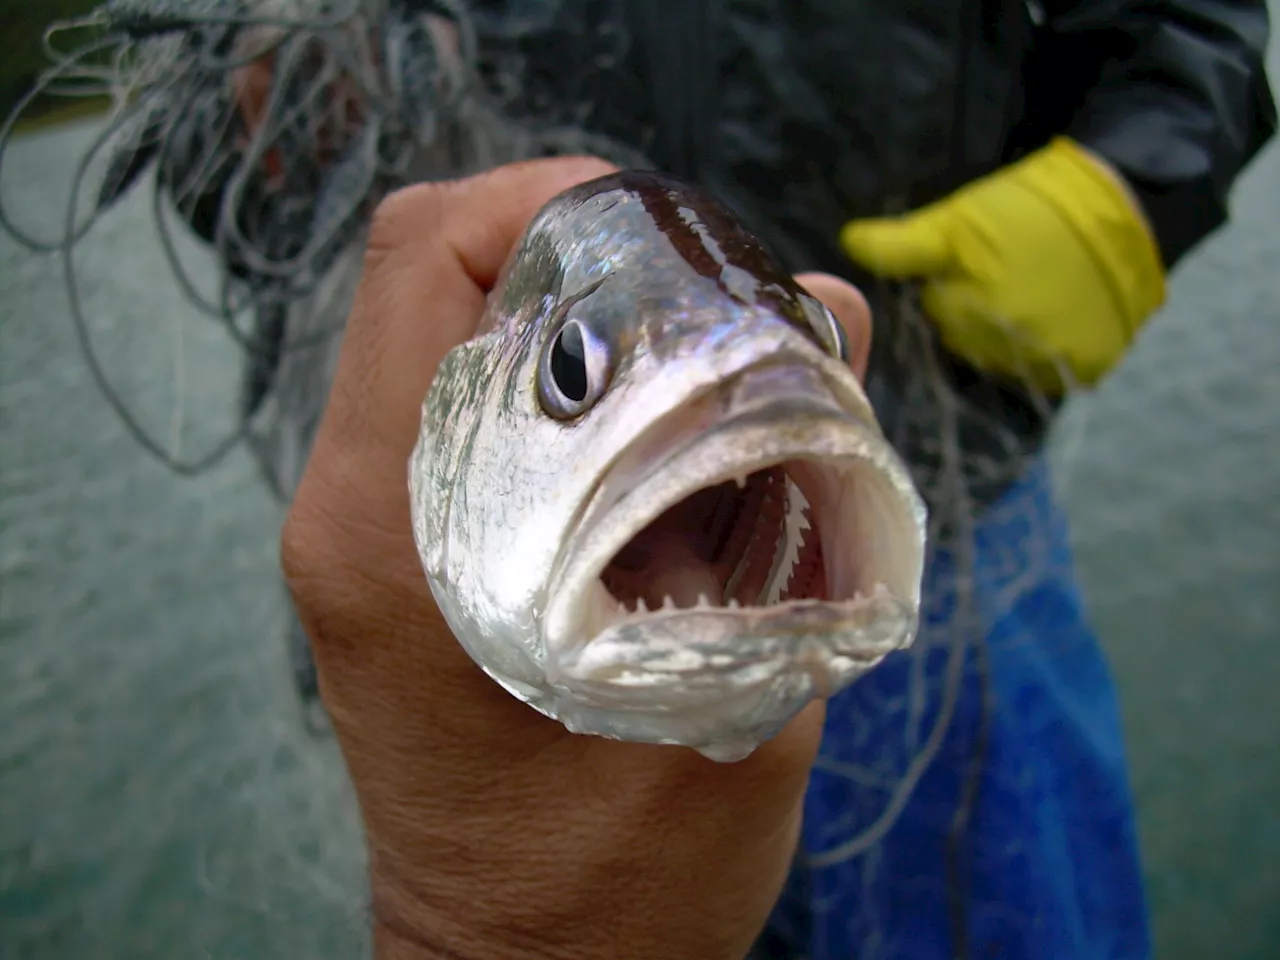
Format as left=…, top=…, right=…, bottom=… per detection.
left=408, top=170, right=927, bottom=761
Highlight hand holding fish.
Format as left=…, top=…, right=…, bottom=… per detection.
left=281, top=157, right=890, bottom=960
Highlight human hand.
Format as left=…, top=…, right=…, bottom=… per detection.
left=279, top=157, right=875, bottom=960
left=840, top=136, right=1166, bottom=392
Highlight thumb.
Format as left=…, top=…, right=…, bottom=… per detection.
left=840, top=206, right=954, bottom=278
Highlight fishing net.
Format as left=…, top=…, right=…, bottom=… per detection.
left=2, top=3, right=1130, bottom=959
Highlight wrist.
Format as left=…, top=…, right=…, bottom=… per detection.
left=374, top=920, right=554, bottom=960
left=1069, top=139, right=1163, bottom=263
left=372, top=881, right=507, bottom=960
left=371, top=887, right=586, bottom=960
left=372, top=876, right=483, bottom=960
left=375, top=920, right=455, bottom=960
left=373, top=921, right=603, bottom=960
left=1039, top=137, right=1168, bottom=333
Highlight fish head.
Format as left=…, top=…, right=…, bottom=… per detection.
left=409, top=171, right=927, bottom=761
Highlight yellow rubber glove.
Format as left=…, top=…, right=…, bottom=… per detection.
left=840, top=137, right=1167, bottom=392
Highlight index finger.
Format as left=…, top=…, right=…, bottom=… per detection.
left=306, top=157, right=620, bottom=506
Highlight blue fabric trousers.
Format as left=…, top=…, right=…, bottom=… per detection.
left=760, top=457, right=1151, bottom=960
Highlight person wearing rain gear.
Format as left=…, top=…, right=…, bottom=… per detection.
left=432, top=3, right=1280, bottom=957
left=447, top=4, right=1274, bottom=958
left=192, top=1, right=1275, bottom=957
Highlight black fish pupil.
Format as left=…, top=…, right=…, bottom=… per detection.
left=551, top=323, right=589, bottom=403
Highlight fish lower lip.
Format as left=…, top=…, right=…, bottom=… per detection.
left=547, top=588, right=913, bottom=705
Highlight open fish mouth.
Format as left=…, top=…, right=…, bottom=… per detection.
left=543, top=360, right=926, bottom=709
left=602, top=464, right=830, bottom=612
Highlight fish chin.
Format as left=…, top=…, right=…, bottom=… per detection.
left=540, top=361, right=927, bottom=759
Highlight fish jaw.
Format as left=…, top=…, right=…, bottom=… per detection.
left=544, top=591, right=916, bottom=762
left=538, top=360, right=927, bottom=760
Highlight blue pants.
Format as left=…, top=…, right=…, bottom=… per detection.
left=761, top=458, right=1150, bottom=959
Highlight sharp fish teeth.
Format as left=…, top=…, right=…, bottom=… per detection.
left=662, top=595, right=676, bottom=610
left=734, top=473, right=748, bottom=489
left=727, top=597, right=741, bottom=609
left=761, top=477, right=807, bottom=606
left=636, top=596, right=649, bottom=613
left=696, top=592, right=711, bottom=608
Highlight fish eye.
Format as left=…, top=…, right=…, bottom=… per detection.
left=538, top=316, right=611, bottom=420
left=803, top=297, right=851, bottom=364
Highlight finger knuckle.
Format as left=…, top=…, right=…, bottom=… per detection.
left=367, top=182, right=445, bottom=257
left=279, top=498, right=355, bottom=659
left=280, top=498, right=324, bottom=601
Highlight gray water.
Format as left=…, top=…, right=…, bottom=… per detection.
left=1044, top=26, right=1280, bottom=951
left=1048, top=126, right=1280, bottom=955
left=2, top=71, right=1278, bottom=960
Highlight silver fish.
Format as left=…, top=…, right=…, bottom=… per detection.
left=408, top=171, right=927, bottom=762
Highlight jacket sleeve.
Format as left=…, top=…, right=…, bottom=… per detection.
left=1044, top=0, right=1276, bottom=268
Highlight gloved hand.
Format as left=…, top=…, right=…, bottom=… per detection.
left=840, top=136, right=1167, bottom=392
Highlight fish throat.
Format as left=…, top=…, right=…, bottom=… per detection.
left=599, top=462, right=832, bottom=616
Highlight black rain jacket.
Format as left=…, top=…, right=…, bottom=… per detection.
left=462, top=0, right=1276, bottom=505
